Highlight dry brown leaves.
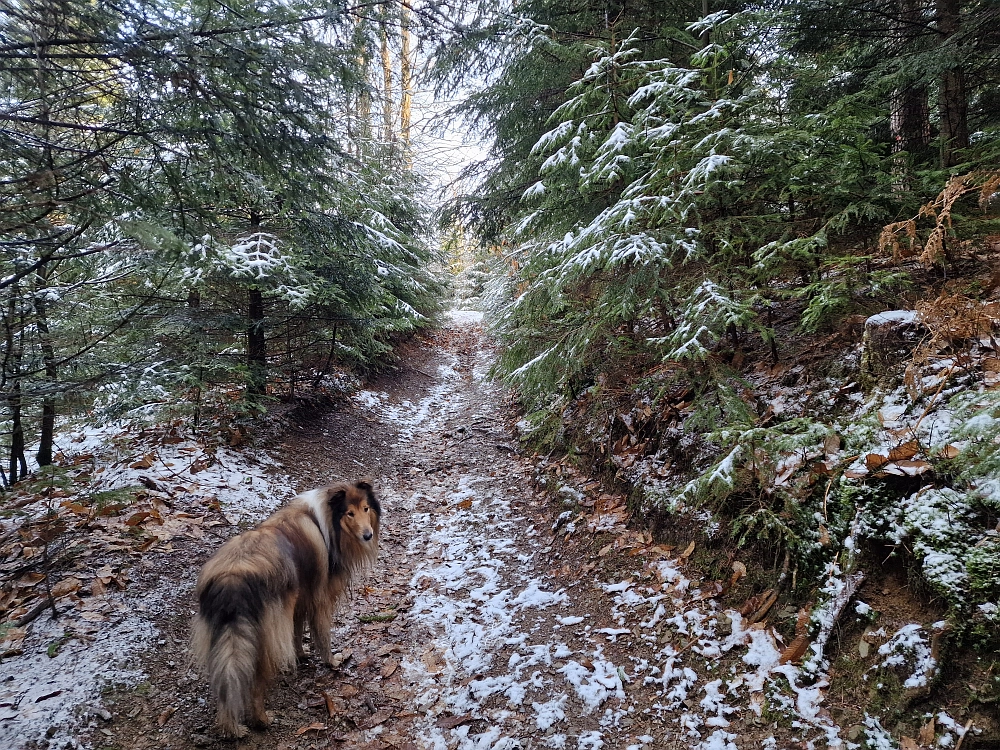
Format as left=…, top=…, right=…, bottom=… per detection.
left=1, top=429, right=230, bottom=638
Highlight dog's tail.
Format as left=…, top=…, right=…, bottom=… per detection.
left=192, top=573, right=294, bottom=736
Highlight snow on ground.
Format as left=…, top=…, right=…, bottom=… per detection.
left=61, top=422, right=292, bottom=523
left=341, top=311, right=859, bottom=749
left=0, top=423, right=293, bottom=748
left=447, top=309, right=484, bottom=327
left=345, top=311, right=858, bottom=749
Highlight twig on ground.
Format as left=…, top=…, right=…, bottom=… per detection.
left=954, top=720, right=974, bottom=750
left=13, top=599, right=52, bottom=628
left=809, top=570, right=865, bottom=668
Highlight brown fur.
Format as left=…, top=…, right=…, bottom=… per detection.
left=191, top=480, right=380, bottom=737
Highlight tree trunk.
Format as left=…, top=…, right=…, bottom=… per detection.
left=9, top=381, right=27, bottom=483
left=400, top=2, right=413, bottom=148
left=380, top=4, right=394, bottom=143
left=890, top=0, right=931, bottom=166
left=32, top=8, right=59, bottom=467
left=6, top=292, right=27, bottom=483
left=312, top=324, right=338, bottom=388
left=246, top=216, right=267, bottom=397
left=890, top=86, right=931, bottom=154
left=247, top=288, right=267, bottom=396
left=937, top=0, right=968, bottom=168
left=34, top=272, right=57, bottom=468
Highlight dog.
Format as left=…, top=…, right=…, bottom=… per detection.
left=191, top=480, right=381, bottom=737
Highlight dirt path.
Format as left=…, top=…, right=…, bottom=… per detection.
left=8, top=312, right=955, bottom=750
left=66, top=311, right=670, bottom=750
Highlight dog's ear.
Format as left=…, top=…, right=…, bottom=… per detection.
left=356, top=479, right=381, bottom=518
left=327, top=487, right=348, bottom=519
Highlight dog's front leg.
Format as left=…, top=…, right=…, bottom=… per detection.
left=293, top=609, right=307, bottom=661
left=310, top=606, right=334, bottom=665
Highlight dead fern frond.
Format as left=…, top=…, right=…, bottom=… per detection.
left=980, top=173, right=1000, bottom=211
left=880, top=170, right=1000, bottom=266
left=914, top=292, right=1000, bottom=361
left=879, top=220, right=917, bottom=259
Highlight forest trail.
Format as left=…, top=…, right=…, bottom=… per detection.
left=6, top=313, right=944, bottom=750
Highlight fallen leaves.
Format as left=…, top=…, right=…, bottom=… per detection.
left=421, top=647, right=446, bottom=674
left=742, top=589, right=778, bottom=624
left=778, top=634, right=810, bottom=665
left=320, top=691, right=339, bottom=717
left=856, top=441, right=934, bottom=478
left=49, top=577, right=81, bottom=598
left=295, top=722, right=328, bottom=735
left=156, top=706, right=176, bottom=726
left=919, top=717, right=936, bottom=746
left=888, top=440, right=920, bottom=461
left=435, top=714, right=475, bottom=730
left=363, top=710, right=394, bottom=729
left=129, top=455, right=155, bottom=470
left=333, top=684, right=359, bottom=699
left=327, top=650, right=352, bottom=669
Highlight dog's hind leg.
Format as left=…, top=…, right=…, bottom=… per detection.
left=293, top=606, right=307, bottom=661
left=310, top=604, right=334, bottom=665
left=248, top=672, right=272, bottom=731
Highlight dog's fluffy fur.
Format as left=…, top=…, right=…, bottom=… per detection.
left=191, top=480, right=381, bottom=737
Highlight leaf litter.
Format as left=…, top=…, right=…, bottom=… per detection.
left=1, top=307, right=984, bottom=750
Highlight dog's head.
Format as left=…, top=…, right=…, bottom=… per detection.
left=329, top=480, right=381, bottom=546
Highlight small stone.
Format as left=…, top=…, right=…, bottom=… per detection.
left=716, top=613, right=734, bottom=636
left=191, top=733, right=212, bottom=747
left=45, top=727, right=58, bottom=738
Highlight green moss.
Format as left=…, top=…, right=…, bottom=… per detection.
left=967, top=537, right=1000, bottom=601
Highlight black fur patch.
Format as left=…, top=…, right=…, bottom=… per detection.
left=276, top=521, right=320, bottom=594
left=200, top=573, right=268, bottom=646
left=328, top=489, right=348, bottom=574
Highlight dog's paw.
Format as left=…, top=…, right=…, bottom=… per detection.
left=324, top=650, right=348, bottom=668
left=222, top=724, right=250, bottom=739
left=248, top=711, right=272, bottom=730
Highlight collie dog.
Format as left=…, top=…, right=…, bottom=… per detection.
left=191, top=480, right=381, bottom=737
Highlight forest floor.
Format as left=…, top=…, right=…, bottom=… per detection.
left=0, top=311, right=981, bottom=750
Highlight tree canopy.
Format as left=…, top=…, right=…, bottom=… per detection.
left=0, top=0, right=441, bottom=483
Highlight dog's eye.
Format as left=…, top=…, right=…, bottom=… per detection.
left=347, top=511, right=355, bottom=517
